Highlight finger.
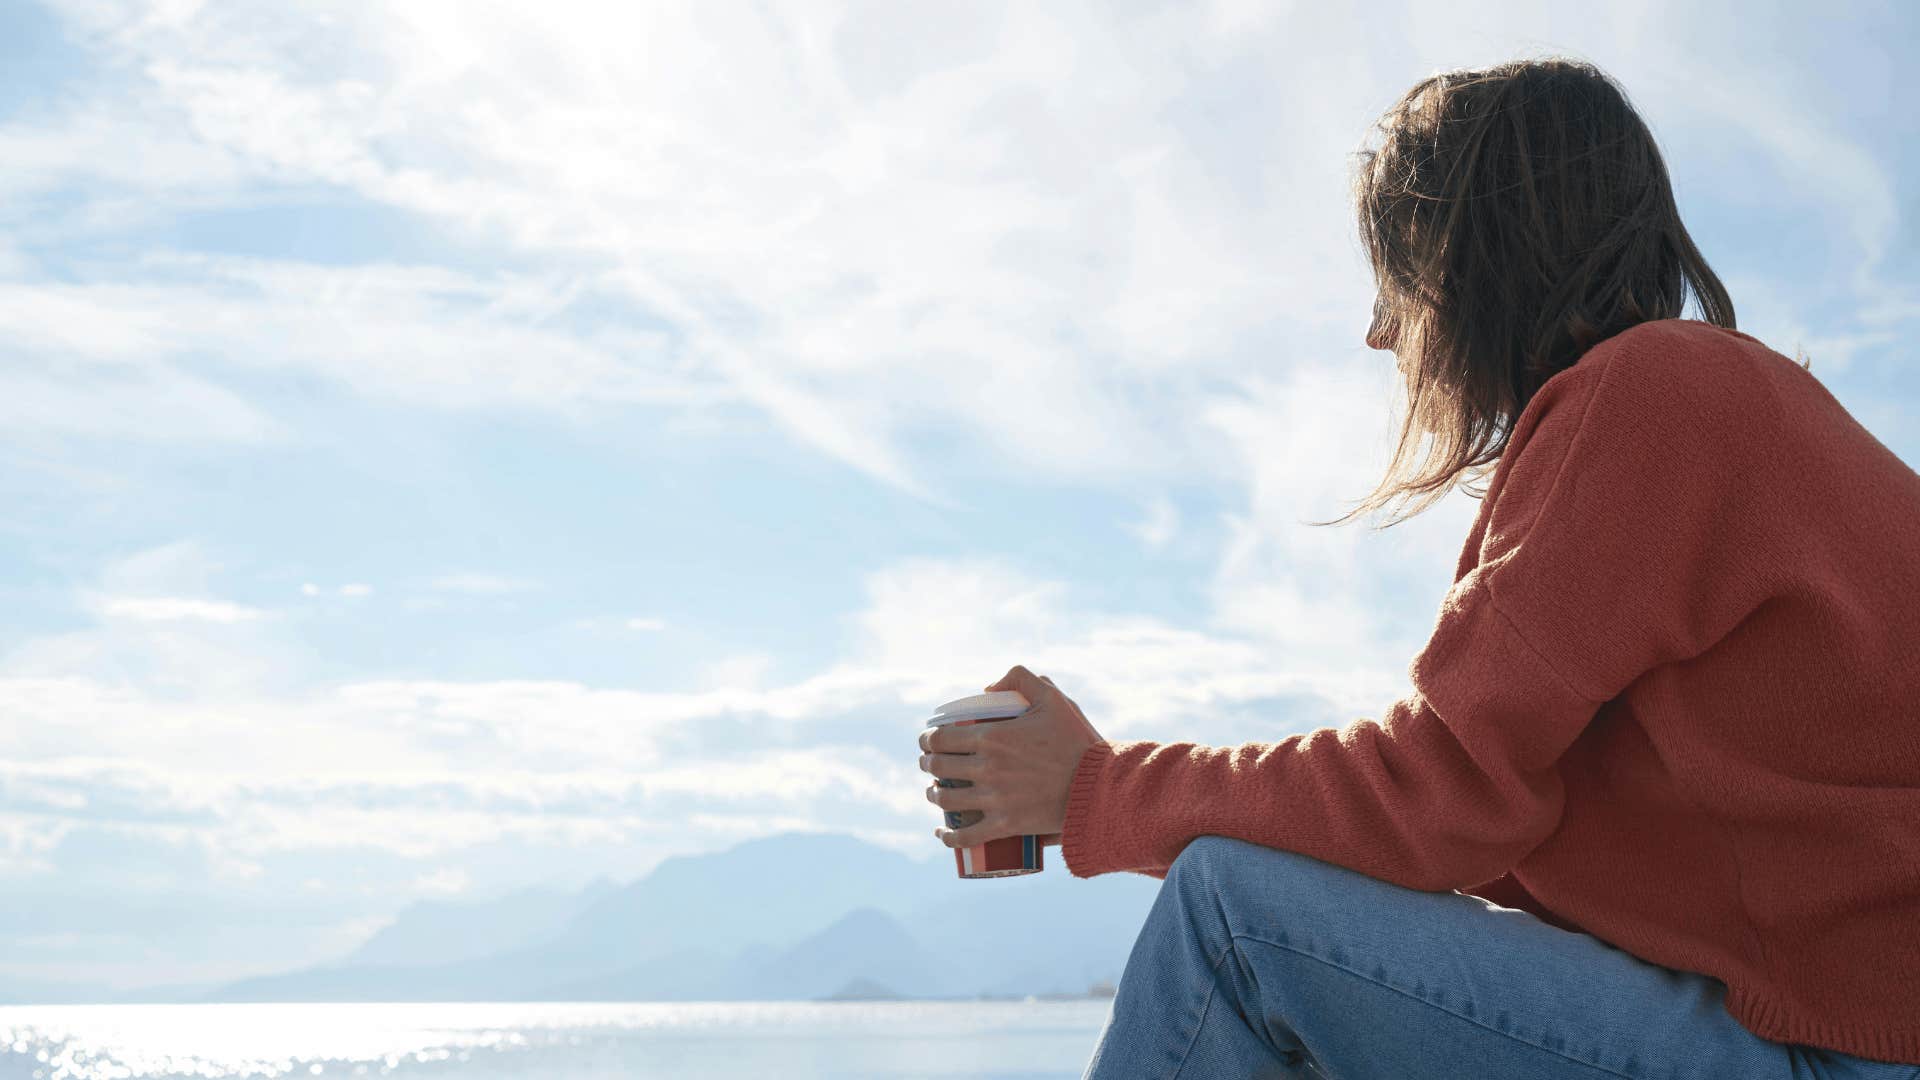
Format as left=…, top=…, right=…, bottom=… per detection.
left=983, top=664, right=1050, bottom=707
left=936, top=815, right=1000, bottom=849
left=919, top=752, right=985, bottom=781
left=925, top=780, right=994, bottom=810
left=921, top=723, right=985, bottom=755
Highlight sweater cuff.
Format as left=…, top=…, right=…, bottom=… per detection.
left=1061, top=740, right=1119, bottom=878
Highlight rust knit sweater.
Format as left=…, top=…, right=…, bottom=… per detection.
left=1061, top=318, right=1920, bottom=1064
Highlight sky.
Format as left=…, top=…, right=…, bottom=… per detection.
left=1, top=0, right=1915, bottom=990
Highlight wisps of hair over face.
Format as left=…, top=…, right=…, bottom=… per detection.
left=1324, top=57, right=1736, bottom=529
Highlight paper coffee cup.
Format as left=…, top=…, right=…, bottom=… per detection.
left=925, top=690, right=1043, bottom=878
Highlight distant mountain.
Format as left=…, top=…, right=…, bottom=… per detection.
left=900, top=869, right=1164, bottom=996
left=209, top=831, right=1160, bottom=1003
left=820, top=976, right=904, bottom=1001
left=547, top=906, right=948, bottom=1002
left=345, top=879, right=615, bottom=969
left=757, top=906, right=935, bottom=999
left=524, top=832, right=948, bottom=981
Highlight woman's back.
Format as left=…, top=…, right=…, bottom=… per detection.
left=1062, top=314, right=1920, bottom=1062
left=1467, top=315, right=1920, bottom=1060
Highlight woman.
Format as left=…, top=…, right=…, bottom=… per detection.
left=915, top=59, right=1920, bottom=1079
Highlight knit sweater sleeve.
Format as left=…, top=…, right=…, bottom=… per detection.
left=1061, top=323, right=1777, bottom=886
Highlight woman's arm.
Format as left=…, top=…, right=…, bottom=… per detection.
left=1058, top=322, right=1783, bottom=890
left=1058, top=568, right=1603, bottom=889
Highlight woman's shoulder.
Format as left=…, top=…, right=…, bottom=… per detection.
left=1560, top=318, right=1802, bottom=403
left=1516, top=317, right=1808, bottom=444
left=1477, top=318, right=1804, bottom=554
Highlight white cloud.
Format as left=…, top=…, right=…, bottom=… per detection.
left=429, top=573, right=533, bottom=595
left=1125, top=494, right=1180, bottom=551
left=0, top=260, right=727, bottom=431
left=13, top=0, right=1908, bottom=503
left=0, top=549, right=1415, bottom=896
left=409, top=868, right=470, bottom=896
left=831, top=554, right=1408, bottom=737
left=637, top=747, right=925, bottom=815
left=0, top=237, right=31, bottom=278
left=6, top=544, right=290, bottom=696
left=0, top=94, right=246, bottom=210
left=9, top=0, right=1895, bottom=787
left=91, top=596, right=264, bottom=623
left=92, top=541, right=219, bottom=595
left=299, top=582, right=373, bottom=598
left=0, top=816, right=70, bottom=877
left=12, top=1, right=1373, bottom=498
left=1687, top=68, right=1898, bottom=278
left=696, top=652, right=774, bottom=691
left=0, top=358, right=279, bottom=444
left=1717, top=273, right=1902, bottom=378
left=1185, top=344, right=1516, bottom=683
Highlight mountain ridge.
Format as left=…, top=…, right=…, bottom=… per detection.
left=209, top=831, right=1159, bottom=1003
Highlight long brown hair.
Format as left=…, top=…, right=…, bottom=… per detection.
left=1325, top=58, right=1736, bottom=528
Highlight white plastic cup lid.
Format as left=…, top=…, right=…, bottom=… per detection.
left=924, top=690, right=1031, bottom=727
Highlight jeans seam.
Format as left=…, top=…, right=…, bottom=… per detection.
left=1232, top=932, right=1641, bottom=1080
left=1168, top=942, right=1241, bottom=1080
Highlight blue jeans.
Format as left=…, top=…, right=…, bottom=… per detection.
left=1084, top=836, right=1920, bottom=1080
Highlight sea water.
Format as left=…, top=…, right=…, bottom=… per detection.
left=0, top=1000, right=1113, bottom=1079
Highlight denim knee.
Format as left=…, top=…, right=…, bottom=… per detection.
left=1168, top=833, right=1244, bottom=885
left=1170, top=834, right=1320, bottom=894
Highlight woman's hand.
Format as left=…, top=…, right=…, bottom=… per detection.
left=917, top=665, right=1107, bottom=850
